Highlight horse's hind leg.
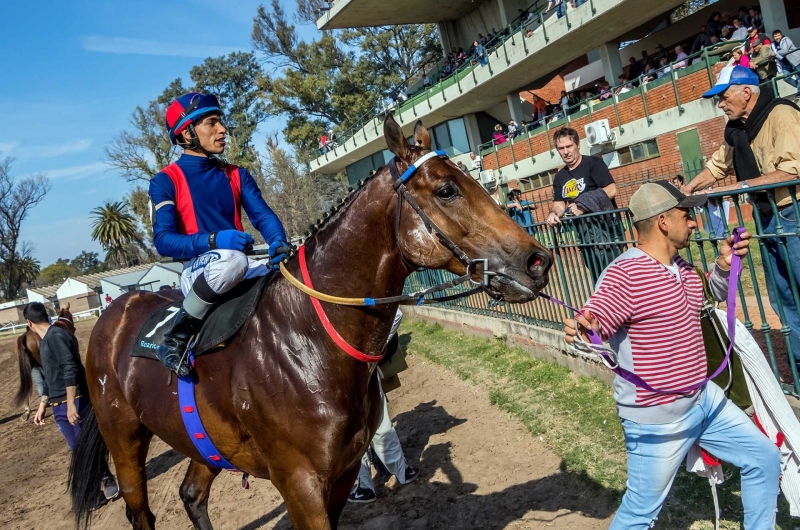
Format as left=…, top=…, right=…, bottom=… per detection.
left=273, top=468, right=333, bottom=530
left=103, top=418, right=155, bottom=530
left=327, top=464, right=361, bottom=530
left=179, top=460, right=220, bottom=530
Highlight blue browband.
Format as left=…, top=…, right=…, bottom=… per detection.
left=399, top=150, right=448, bottom=183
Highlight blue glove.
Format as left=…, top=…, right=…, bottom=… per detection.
left=268, top=240, right=291, bottom=267
left=211, top=230, right=254, bottom=252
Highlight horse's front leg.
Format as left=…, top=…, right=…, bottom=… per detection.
left=271, top=465, right=335, bottom=530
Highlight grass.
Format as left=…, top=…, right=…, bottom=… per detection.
left=401, top=319, right=794, bottom=529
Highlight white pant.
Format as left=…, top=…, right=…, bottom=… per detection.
left=354, top=375, right=409, bottom=493
left=180, top=249, right=270, bottom=296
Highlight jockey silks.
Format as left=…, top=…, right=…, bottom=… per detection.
left=149, top=154, right=286, bottom=259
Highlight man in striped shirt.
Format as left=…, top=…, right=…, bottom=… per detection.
left=565, top=181, right=781, bottom=529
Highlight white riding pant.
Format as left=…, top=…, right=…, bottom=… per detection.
left=354, top=375, right=409, bottom=493
left=180, top=249, right=270, bottom=297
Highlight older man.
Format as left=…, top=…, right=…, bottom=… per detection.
left=564, top=182, right=778, bottom=529
left=683, top=64, right=800, bottom=375
left=749, top=38, right=776, bottom=80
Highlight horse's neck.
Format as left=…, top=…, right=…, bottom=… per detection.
left=304, top=176, right=407, bottom=355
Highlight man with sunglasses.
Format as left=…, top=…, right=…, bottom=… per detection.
left=148, top=93, right=289, bottom=376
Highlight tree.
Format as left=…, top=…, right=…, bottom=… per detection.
left=90, top=201, right=149, bottom=268
left=0, top=157, right=50, bottom=300
left=252, top=0, right=441, bottom=161
left=70, top=251, right=105, bottom=275
left=38, top=259, right=80, bottom=286
left=259, top=136, right=347, bottom=238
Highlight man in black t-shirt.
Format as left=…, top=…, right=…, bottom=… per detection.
left=546, top=127, right=624, bottom=284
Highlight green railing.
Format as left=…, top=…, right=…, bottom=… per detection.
left=406, top=180, right=800, bottom=397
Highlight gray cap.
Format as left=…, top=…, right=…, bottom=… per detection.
left=628, top=180, right=708, bottom=222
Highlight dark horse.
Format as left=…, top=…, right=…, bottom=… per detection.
left=70, top=117, right=552, bottom=530
left=13, top=303, right=76, bottom=418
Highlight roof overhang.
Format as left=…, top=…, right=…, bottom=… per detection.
left=317, top=0, right=480, bottom=29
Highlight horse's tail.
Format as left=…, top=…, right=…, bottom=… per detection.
left=13, top=334, right=33, bottom=408
left=68, top=406, right=109, bottom=530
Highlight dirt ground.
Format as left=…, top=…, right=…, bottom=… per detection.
left=0, top=319, right=616, bottom=529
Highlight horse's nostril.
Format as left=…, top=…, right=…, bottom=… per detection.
left=527, top=250, right=552, bottom=276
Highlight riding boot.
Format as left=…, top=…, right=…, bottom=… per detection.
left=156, top=276, right=217, bottom=376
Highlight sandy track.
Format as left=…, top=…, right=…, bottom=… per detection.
left=0, top=320, right=615, bottom=529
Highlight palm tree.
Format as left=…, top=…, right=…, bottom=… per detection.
left=90, top=201, right=138, bottom=268
left=16, top=255, right=40, bottom=286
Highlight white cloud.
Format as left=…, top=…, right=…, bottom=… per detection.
left=38, top=138, right=93, bottom=158
left=82, top=35, right=243, bottom=58
left=0, top=141, right=20, bottom=156
left=41, top=162, right=109, bottom=180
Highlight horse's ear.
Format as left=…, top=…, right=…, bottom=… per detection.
left=64, top=302, right=70, bottom=311
left=413, top=120, right=432, bottom=150
left=384, top=115, right=409, bottom=160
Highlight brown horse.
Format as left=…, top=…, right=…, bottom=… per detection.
left=70, top=117, right=552, bottom=530
left=13, top=303, right=76, bottom=417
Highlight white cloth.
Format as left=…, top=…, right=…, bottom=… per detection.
left=686, top=310, right=800, bottom=516
left=354, top=376, right=409, bottom=493
left=180, top=249, right=270, bottom=296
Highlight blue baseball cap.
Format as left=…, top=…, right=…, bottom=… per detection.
left=702, top=65, right=761, bottom=98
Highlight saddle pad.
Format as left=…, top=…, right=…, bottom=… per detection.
left=131, top=274, right=271, bottom=360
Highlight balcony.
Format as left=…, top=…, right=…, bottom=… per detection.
left=311, top=0, right=686, bottom=175
left=316, top=0, right=484, bottom=30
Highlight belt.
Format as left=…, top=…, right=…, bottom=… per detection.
left=51, top=396, right=82, bottom=407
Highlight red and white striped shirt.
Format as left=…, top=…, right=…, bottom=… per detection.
left=584, top=249, right=726, bottom=422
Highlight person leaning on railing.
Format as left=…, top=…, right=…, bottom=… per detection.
left=683, top=64, right=800, bottom=374
left=771, top=30, right=800, bottom=94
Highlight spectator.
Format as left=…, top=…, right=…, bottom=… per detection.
left=506, top=188, right=535, bottom=228
left=26, top=302, right=120, bottom=507
left=628, top=56, right=644, bottom=81
left=641, top=63, right=656, bottom=84
left=738, top=6, right=751, bottom=28
left=730, top=46, right=750, bottom=68
left=772, top=30, right=800, bottom=94
left=507, top=120, right=519, bottom=139
left=615, top=74, right=632, bottom=95
left=518, top=8, right=531, bottom=22
left=532, top=94, right=548, bottom=124
left=639, top=49, right=652, bottom=70
left=525, top=28, right=533, bottom=39
left=749, top=7, right=763, bottom=32
left=671, top=174, right=685, bottom=188
left=488, top=184, right=503, bottom=206
left=546, top=127, right=622, bottom=283
left=564, top=183, right=776, bottom=530
left=692, top=30, right=708, bottom=54
left=492, top=124, right=506, bottom=145
left=745, top=26, right=770, bottom=54
left=478, top=33, right=487, bottom=46
left=709, top=34, right=721, bottom=47
left=721, top=25, right=731, bottom=41
left=567, top=92, right=581, bottom=114
left=319, top=132, right=330, bottom=153
left=456, top=161, right=469, bottom=174
left=707, top=12, right=722, bottom=39
left=685, top=64, right=800, bottom=376
left=423, top=74, right=432, bottom=88
left=750, top=38, right=776, bottom=81
left=548, top=105, right=565, bottom=123
left=545, top=0, right=561, bottom=14
left=469, top=152, right=482, bottom=172
left=559, top=90, right=569, bottom=111
left=599, top=82, right=613, bottom=100
left=674, top=45, right=689, bottom=69
left=328, top=129, right=338, bottom=148
left=474, top=40, right=487, bottom=67
left=731, top=17, right=748, bottom=40
left=656, top=56, right=672, bottom=78
left=654, top=43, right=670, bottom=66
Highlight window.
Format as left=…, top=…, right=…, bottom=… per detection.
left=427, top=118, right=471, bottom=157
left=615, top=139, right=660, bottom=167
left=519, top=170, right=556, bottom=191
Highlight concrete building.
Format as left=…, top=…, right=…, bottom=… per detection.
left=311, top=0, right=799, bottom=200
left=0, top=299, right=27, bottom=326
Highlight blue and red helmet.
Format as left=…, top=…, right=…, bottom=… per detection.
left=165, top=92, right=222, bottom=145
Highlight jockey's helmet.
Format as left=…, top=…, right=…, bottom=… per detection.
left=165, top=93, right=222, bottom=145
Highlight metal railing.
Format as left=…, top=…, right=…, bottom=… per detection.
left=406, top=179, right=800, bottom=397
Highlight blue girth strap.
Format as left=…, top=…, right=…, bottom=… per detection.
left=177, top=352, right=238, bottom=470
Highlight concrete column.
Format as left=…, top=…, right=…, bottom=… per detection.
left=598, top=42, right=623, bottom=84
left=507, top=93, right=525, bottom=124
left=463, top=113, right=483, bottom=152
left=760, top=0, right=798, bottom=43
left=437, top=22, right=452, bottom=54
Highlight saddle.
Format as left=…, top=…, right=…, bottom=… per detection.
left=131, top=274, right=271, bottom=360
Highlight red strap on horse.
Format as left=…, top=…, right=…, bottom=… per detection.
left=298, top=245, right=385, bottom=363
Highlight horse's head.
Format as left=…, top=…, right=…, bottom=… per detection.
left=56, top=302, right=76, bottom=334
left=384, top=116, right=552, bottom=303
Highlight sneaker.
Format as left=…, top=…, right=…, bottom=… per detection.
left=403, top=466, right=420, bottom=484
left=348, top=486, right=377, bottom=504
left=101, top=474, right=120, bottom=501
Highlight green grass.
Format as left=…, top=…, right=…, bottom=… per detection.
left=401, top=319, right=793, bottom=529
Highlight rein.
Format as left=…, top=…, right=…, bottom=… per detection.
left=544, top=227, right=744, bottom=395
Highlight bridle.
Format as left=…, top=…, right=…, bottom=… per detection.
left=279, top=149, right=517, bottom=307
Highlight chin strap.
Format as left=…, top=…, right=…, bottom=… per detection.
left=177, top=124, right=227, bottom=167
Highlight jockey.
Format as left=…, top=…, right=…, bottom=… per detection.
left=148, top=92, right=289, bottom=376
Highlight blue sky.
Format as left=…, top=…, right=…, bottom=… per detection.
left=1, top=0, right=312, bottom=267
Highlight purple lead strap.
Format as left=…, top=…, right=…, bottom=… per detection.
left=542, top=227, right=744, bottom=395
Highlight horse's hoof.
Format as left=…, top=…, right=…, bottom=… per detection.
left=21, top=409, right=30, bottom=422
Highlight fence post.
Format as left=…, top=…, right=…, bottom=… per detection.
left=671, top=69, right=684, bottom=113
left=541, top=13, right=549, bottom=43
left=589, top=0, right=597, bottom=14
left=612, top=93, right=625, bottom=134
left=641, top=82, right=653, bottom=125
left=564, top=7, right=571, bottom=29
left=703, top=48, right=714, bottom=87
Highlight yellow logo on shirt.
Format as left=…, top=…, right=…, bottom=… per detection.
left=562, top=178, right=585, bottom=200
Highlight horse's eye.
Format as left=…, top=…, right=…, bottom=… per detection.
left=436, top=184, right=458, bottom=200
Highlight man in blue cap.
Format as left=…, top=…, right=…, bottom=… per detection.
left=148, top=93, right=289, bottom=376
left=683, top=65, right=800, bottom=376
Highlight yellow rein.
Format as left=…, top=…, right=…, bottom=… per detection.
left=278, top=262, right=369, bottom=306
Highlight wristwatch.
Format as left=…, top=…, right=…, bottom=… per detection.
left=208, top=232, right=218, bottom=250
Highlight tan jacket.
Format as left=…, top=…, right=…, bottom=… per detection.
left=706, top=104, right=800, bottom=208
